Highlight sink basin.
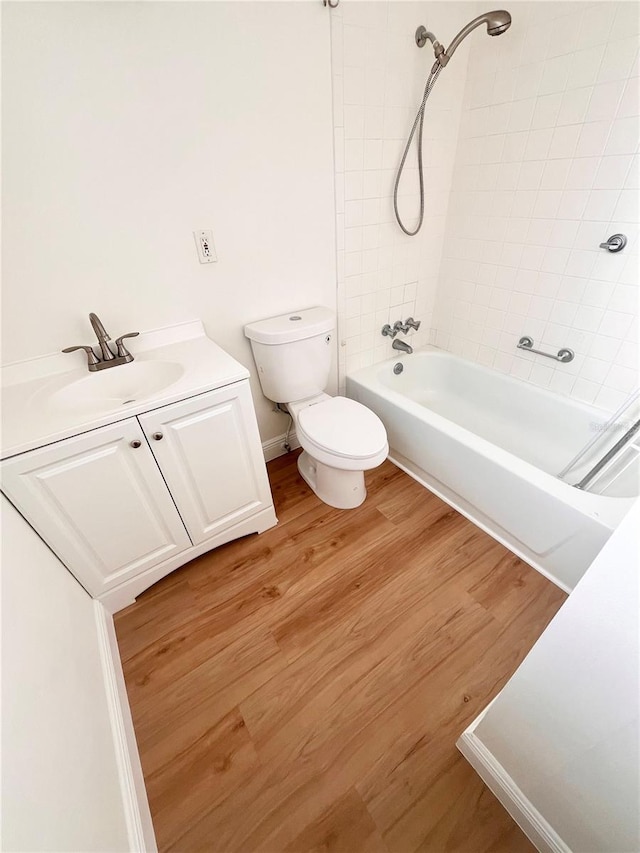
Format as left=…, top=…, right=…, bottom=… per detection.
left=2, top=320, right=253, bottom=459
left=44, top=361, right=185, bottom=417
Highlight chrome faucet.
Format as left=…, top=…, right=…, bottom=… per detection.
left=392, top=339, right=413, bottom=354
left=89, top=312, right=116, bottom=361
left=63, top=313, right=139, bottom=372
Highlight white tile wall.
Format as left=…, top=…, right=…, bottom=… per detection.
left=432, top=1, right=640, bottom=411
left=330, top=1, right=473, bottom=389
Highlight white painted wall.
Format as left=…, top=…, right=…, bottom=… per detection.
left=433, top=1, right=639, bottom=410
left=331, top=1, right=473, bottom=384
left=1, top=1, right=336, bottom=442
left=468, top=501, right=640, bottom=852
left=1, top=497, right=133, bottom=851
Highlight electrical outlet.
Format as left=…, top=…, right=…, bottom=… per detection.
left=194, top=230, right=217, bottom=264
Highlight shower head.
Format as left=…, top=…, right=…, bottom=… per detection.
left=486, top=10, right=512, bottom=36
left=420, top=10, right=512, bottom=67
left=445, top=10, right=511, bottom=61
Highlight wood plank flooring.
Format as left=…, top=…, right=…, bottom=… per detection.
left=115, top=451, right=567, bottom=853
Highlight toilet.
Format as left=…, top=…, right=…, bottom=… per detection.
left=244, top=307, right=388, bottom=509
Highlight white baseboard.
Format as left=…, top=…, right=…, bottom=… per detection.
left=262, top=429, right=300, bottom=462
left=95, top=603, right=157, bottom=852
left=457, top=714, right=570, bottom=853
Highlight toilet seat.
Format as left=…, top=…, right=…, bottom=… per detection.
left=295, top=396, right=388, bottom=471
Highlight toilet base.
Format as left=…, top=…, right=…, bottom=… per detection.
left=297, top=451, right=366, bottom=509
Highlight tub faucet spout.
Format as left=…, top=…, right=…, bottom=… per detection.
left=392, top=339, right=413, bottom=354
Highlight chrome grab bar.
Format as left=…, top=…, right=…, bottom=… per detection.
left=574, top=418, right=640, bottom=491
left=517, top=336, right=574, bottom=363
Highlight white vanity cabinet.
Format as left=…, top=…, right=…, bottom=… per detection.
left=1, top=379, right=277, bottom=610
left=1, top=418, right=192, bottom=597
left=138, top=383, right=273, bottom=545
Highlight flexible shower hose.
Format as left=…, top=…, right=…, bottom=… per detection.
left=393, top=63, right=443, bottom=236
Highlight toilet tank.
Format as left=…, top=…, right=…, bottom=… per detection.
left=244, top=307, right=334, bottom=403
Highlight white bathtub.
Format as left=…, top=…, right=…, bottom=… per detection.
left=347, top=349, right=638, bottom=591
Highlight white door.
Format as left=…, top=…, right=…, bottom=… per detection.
left=139, top=382, right=274, bottom=545
left=1, top=419, right=191, bottom=596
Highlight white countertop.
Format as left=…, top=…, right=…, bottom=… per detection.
left=1, top=320, right=249, bottom=459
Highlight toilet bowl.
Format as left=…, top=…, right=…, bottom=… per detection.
left=288, top=394, right=388, bottom=509
left=244, top=306, right=388, bottom=509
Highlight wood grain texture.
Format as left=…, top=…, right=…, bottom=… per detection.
left=115, top=452, right=566, bottom=852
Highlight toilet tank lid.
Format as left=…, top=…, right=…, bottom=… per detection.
left=244, top=307, right=334, bottom=345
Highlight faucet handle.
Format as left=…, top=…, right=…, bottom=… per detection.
left=393, top=320, right=410, bottom=334
left=405, top=317, right=421, bottom=331
left=114, top=332, right=139, bottom=359
left=62, top=344, right=100, bottom=368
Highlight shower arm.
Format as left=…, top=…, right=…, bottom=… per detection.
left=419, top=29, right=439, bottom=46
left=415, top=26, right=446, bottom=67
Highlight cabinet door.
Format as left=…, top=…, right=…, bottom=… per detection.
left=139, top=382, right=274, bottom=545
left=1, top=419, right=192, bottom=596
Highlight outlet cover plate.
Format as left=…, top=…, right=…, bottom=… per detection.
left=194, top=230, right=217, bottom=264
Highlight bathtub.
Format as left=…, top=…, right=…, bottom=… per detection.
left=347, top=349, right=638, bottom=591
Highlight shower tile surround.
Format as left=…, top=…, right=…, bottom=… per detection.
left=331, top=1, right=474, bottom=388
left=434, top=0, right=639, bottom=410
left=332, top=1, right=639, bottom=410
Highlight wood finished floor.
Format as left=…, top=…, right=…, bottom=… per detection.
left=115, top=451, right=567, bottom=853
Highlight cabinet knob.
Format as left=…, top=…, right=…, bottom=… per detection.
left=152, top=432, right=164, bottom=441
left=130, top=440, right=142, bottom=449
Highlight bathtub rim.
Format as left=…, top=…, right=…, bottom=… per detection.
left=346, top=348, right=637, bottom=530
